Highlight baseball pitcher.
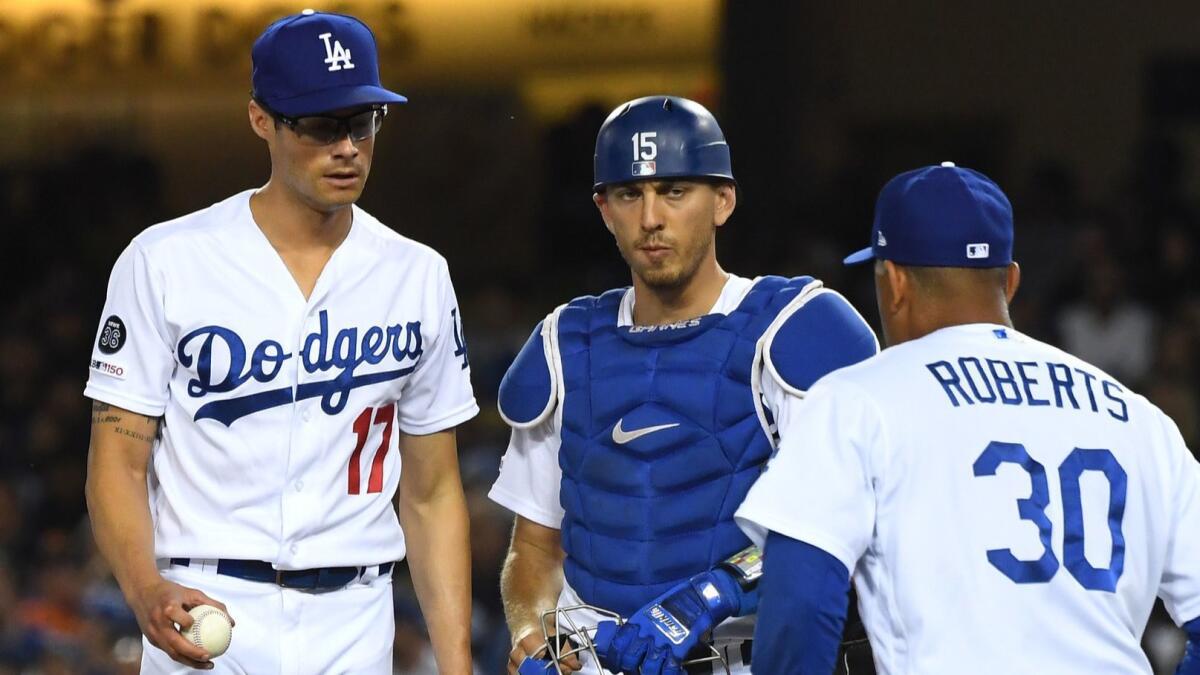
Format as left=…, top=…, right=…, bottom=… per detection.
left=84, top=11, right=477, bottom=674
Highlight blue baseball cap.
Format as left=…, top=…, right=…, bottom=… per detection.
left=251, top=10, right=407, bottom=117
left=844, top=162, right=1013, bottom=268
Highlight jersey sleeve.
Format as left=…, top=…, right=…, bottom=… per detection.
left=488, top=417, right=566, bottom=529
left=83, top=242, right=175, bottom=416
left=736, top=377, right=881, bottom=573
left=1160, top=413, right=1200, bottom=625
left=395, top=258, right=479, bottom=435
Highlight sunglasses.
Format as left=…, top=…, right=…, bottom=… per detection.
left=256, top=99, right=387, bottom=146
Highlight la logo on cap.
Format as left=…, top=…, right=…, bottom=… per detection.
left=319, top=32, right=355, bottom=71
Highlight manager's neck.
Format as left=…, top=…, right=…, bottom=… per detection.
left=906, top=299, right=1014, bottom=344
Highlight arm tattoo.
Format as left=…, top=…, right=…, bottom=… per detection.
left=91, top=401, right=122, bottom=426
left=114, top=426, right=155, bottom=444
left=90, top=401, right=161, bottom=441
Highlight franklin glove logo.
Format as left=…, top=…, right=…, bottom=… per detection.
left=648, top=605, right=690, bottom=645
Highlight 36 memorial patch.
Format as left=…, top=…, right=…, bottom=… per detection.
left=98, top=315, right=126, bottom=354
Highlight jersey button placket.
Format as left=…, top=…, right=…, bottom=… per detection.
left=280, top=311, right=315, bottom=566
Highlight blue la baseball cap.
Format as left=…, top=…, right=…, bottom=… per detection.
left=251, top=10, right=407, bottom=117
left=844, top=162, right=1013, bottom=268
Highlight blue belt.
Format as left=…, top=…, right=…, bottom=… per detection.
left=169, top=558, right=394, bottom=591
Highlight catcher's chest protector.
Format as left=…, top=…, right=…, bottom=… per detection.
left=556, top=275, right=810, bottom=617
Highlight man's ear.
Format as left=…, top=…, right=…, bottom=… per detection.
left=880, top=260, right=911, bottom=315
left=713, top=182, right=736, bottom=228
left=1005, top=262, right=1021, bottom=304
left=248, top=99, right=275, bottom=142
left=593, top=191, right=615, bottom=235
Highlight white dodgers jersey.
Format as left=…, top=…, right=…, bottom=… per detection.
left=85, top=190, right=478, bottom=569
left=737, top=324, right=1200, bottom=674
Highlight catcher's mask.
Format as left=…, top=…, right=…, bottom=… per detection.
left=521, top=604, right=731, bottom=674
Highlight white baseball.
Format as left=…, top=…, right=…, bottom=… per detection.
left=181, top=604, right=232, bottom=658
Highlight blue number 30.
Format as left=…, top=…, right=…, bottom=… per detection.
left=972, top=441, right=1127, bottom=592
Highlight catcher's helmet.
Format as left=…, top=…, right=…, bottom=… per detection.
left=593, top=96, right=734, bottom=192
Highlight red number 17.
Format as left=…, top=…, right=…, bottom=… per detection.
left=348, top=403, right=395, bottom=495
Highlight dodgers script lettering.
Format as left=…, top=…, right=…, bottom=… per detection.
left=177, top=310, right=423, bottom=426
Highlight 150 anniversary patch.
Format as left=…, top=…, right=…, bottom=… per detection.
left=98, top=315, right=126, bottom=354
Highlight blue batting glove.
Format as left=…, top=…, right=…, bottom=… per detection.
left=640, top=644, right=686, bottom=675
left=593, top=569, right=743, bottom=672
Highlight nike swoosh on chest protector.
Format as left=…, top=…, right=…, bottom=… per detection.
left=611, top=419, right=680, bottom=444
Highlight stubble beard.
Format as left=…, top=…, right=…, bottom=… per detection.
left=628, top=229, right=714, bottom=291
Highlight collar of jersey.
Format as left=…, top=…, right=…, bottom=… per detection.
left=618, top=273, right=753, bottom=327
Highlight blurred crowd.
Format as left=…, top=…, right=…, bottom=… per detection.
left=1, top=104, right=1197, bottom=674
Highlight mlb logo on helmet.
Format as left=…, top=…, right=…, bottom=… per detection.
left=632, top=161, right=657, bottom=177
left=251, top=9, right=407, bottom=117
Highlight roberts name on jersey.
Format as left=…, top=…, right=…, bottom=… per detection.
left=925, top=348, right=1129, bottom=422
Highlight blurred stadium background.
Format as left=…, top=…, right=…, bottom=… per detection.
left=0, top=1, right=1197, bottom=672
